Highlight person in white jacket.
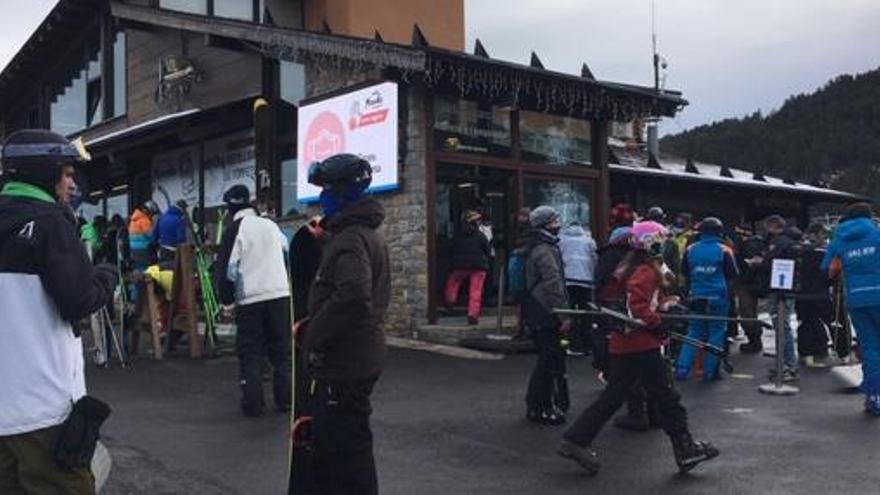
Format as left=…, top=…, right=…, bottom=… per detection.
left=558, top=222, right=598, bottom=355
left=216, top=185, right=292, bottom=417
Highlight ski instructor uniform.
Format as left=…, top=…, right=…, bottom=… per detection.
left=0, top=129, right=118, bottom=494
left=292, top=153, right=390, bottom=495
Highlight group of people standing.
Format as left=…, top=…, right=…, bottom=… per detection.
left=515, top=199, right=880, bottom=476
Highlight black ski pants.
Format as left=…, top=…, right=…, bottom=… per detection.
left=292, top=378, right=378, bottom=495
left=797, top=299, right=833, bottom=358
left=526, top=323, right=569, bottom=412
left=235, top=297, right=292, bottom=416
left=566, top=285, right=594, bottom=354
left=564, top=349, right=689, bottom=446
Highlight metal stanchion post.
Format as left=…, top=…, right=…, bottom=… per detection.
left=759, top=292, right=799, bottom=396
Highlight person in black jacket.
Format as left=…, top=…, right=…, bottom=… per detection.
left=797, top=223, right=833, bottom=367
left=0, top=129, right=117, bottom=494
left=291, top=154, right=391, bottom=495
left=761, top=217, right=804, bottom=381
left=734, top=223, right=768, bottom=353
left=444, top=210, right=492, bottom=325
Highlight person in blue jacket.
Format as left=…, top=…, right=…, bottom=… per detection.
left=153, top=199, right=189, bottom=263
left=822, top=202, right=880, bottom=416
left=675, top=217, right=739, bottom=382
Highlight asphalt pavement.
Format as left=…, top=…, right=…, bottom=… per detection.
left=91, top=340, right=880, bottom=494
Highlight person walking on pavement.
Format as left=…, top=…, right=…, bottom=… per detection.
left=821, top=203, right=880, bottom=416
left=444, top=210, right=491, bottom=325
left=675, top=217, right=739, bottom=382
left=558, top=221, right=719, bottom=475
left=523, top=206, right=572, bottom=425
left=215, top=184, right=292, bottom=417
left=292, top=154, right=391, bottom=495
left=559, top=221, right=598, bottom=356
left=0, top=129, right=118, bottom=494
left=797, top=223, right=834, bottom=368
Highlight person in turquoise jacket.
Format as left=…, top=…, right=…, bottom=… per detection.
left=822, top=202, right=880, bottom=416
left=675, top=217, right=739, bottom=382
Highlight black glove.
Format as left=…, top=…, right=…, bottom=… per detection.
left=54, top=396, right=112, bottom=470
left=94, top=263, right=120, bottom=291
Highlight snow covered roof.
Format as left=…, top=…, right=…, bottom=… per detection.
left=609, top=146, right=859, bottom=201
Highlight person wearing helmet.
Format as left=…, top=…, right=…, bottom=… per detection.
left=559, top=220, right=719, bottom=476
left=523, top=205, right=572, bottom=425
left=291, top=153, right=390, bottom=495
left=0, top=129, right=118, bottom=493
left=213, top=184, right=292, bottom=417
left=674, top=217, right=739, bottom=382
left=444, top=210, right=491, bottom=325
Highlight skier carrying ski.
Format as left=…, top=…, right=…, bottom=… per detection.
left=675, top=217, right=738, bottom=382
left=0, top=129, right=118, bottom=493
left=215, top=184, right=292, bottom=417
left=292, top=153, right=390, bottom=495
left=821, top=202, right=880, bottom=416
left=558, top=220, right=719, bottom=475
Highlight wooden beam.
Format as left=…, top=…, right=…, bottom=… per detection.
left=109, top=2, right=426, bottom=71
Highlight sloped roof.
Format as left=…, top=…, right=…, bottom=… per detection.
left=609, top=146, right=859, bottom=201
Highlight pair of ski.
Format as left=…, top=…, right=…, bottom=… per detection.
left=553, top=303, right=759, bottom=374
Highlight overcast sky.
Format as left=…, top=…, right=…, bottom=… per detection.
left=3, top=0, right=879, bottom=134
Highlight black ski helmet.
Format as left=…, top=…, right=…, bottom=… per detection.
left=699, top=217, right=724, bottom=236
left=307, top=153, right=372, bottom=191
left=1, top=129, right=87, bottom=195
left=222, top=184, right=251, bottom=207
left=142, top=199, right=161, bottom=216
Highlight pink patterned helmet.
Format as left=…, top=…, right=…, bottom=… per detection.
left=630, top=220, right=668, bottom=256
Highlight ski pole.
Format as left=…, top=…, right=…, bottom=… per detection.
left=553, top=307, right=773, bottom=329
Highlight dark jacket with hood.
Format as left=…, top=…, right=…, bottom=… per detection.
left=451, top=222, right=491, bottom=271
left=0, top=182, right=117, bottom=435
left=305, top=197, right=391, bottom=383
left=523, top=229, right=570, bottom=327
left=763, top=227, right=805, bottom=293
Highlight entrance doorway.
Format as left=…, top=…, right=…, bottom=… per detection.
left=435, top=163, right=517, bottom=312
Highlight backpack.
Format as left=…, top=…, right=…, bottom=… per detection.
left=507, top=251, right=527, bottom=298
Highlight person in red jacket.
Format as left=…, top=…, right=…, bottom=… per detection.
left=557, top=221, right=719, bottom=475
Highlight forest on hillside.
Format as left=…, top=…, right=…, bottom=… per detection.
left=661, top=67, right=880, bottom=200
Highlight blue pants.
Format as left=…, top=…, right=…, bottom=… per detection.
left=676, top=299, right=730, bottom=381
left=850, top=306, right=880, bottom=395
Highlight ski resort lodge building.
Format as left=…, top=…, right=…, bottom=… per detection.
left=0, top=0, right=857, bottom=334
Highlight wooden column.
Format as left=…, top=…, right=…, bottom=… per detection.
left=592, top=119, right=611, bottom=242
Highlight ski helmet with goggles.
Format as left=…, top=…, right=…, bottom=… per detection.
left=698, top=217, right=724, bottom=236
left=630, top=221, right=668, bottom=257
left=1, top=129, right=89, bottom=196
left=307, top=153, right=373, bottom=191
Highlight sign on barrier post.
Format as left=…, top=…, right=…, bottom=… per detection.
left=759, top=258, right=800, bottom=396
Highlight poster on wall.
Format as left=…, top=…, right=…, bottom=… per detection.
left=151, top=131, right=256, bottom=210
left=152, top=145, right=200, bottom=209
left=296, top=81, right=399, bottom=202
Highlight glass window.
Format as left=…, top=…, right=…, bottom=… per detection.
left=50, top=68, right=87, bottom=136
left=107, top=193, right=130, bottom=220
left=519, top=111, right=592, bottom=166
left=159, top=0, right=207, bottom=14
left=214, top=0, right=254, bottom=21
left=433, top=95, right=512, bottom=157
left=264, top=0, right=303, bottom=28
left=523, top=177, right=592, bottom=230
left=86, top=52, right=103, bottom=127
left=280, top=61, right=306, bottom=105
left=113, top=32, right=127, bottom=118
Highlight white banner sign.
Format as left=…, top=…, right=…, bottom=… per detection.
left=151, top=131, right=256, bottom=209
left=296, top=81, right=399, bottom=202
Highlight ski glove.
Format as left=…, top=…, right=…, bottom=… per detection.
left=53, top=396, right=112, bottom=470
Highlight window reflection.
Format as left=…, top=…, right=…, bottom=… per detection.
left=214, top=0, right=253, bottom=20
left=280, top=61, right=306, bottom=105
left=113, top=32, right=127, bottom=118
left=159, top=0, right=207, bottom=15
left=520, top=111, right=592, bottom=166
left=433, top=95, right=512, bottom=157
left=523, top=178, right=592, bottom=229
